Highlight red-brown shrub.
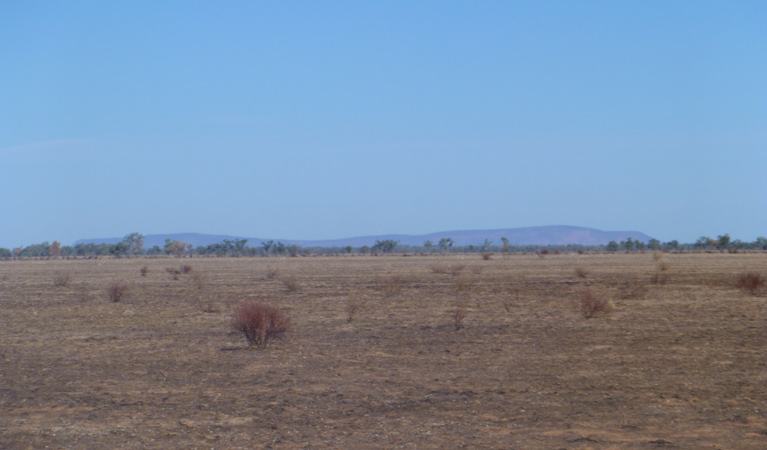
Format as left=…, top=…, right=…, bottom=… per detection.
left=231, top=302, right=291, bottom=347
left=574, top=287, right=613, bottom=318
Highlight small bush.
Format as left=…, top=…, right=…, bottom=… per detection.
left=53, top=272, right=71, bottom=287
left=266, top=266, right=279, bottom=279
left=181, top=264, right=193, bottom=274
left=279, top=275, right=300, bottom=292
left=107, top=281, right=129, bottom=302
left=735, top=272, right=765, bottom=295
left=166, top=267, right=182, bottom=280
left=481, top=252, right=492, bottom=261
left=574, top=267, right=590, bottom=279
left=231, top=302, right=291, bottom=347
left=188, top=271, right=208, bottom=292
left=574, top=287, right=613, bottom=318
left=454, top=299, right=468, bottom=330
left=140, top=265, right=149, bottom=277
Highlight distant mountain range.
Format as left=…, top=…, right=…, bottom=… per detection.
left=75, top=226, right=654, bottom=248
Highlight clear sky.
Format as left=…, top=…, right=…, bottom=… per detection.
left=2, top=1, right=765, bottom=248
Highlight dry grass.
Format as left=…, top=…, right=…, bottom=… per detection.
left=106, top=281, right=128, bottom=302
left=735, top=272, right=765, bottom=295
left=345, top=296, right=362, bottom=323
left=375, top=275, right=404, bottom=298
left=574, top=287, right=614, bottom=318
left=139, top=265, right=149, bottom=277
left=454, top=299, right=468, bottom=330
left=481, top=252, right=492, bottom=261
left=52, top=272, right=71, bottom=287
left=3, top=253, right=767, bottom=449
left=574, top=266, right=590, bottom=279
left=278, top=274, right=300, bottom=292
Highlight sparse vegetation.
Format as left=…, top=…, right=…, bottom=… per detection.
left=231, top=302, right=291, bottom=347
left=375, top=275, right=404, bottom=298
left=735, top=272, right=765, bottom=295
left=345, top=296, right=362, bottom=323
left=574, top=287, right=614, bottom=318
left=279, top=274, right=300, bottom=292
left=107, top=281, right=129, bottom=302
left=454, top=299, right=468, bottom=330
left=53, top=272, right=71, bottom=287
left=574, top=267, right=590, bottom=279
left=140, top=265, right=149, bottom=277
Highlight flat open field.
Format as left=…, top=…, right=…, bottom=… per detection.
left=1, top=253, right=766, bottom=449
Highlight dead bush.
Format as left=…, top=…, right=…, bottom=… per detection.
left=574, top=267, right=590, bottom=279
left=140, top=265, right=149, bottom=277
left=181, top=264, right=193, bottom=274
left=574, top=287, right=613, bottom=318
left=188, top=271, right=208, bottom=292
left=231, top=302, right=291, bottom=347
left=619, top=281, right=648, bottom=299
left=345, top=297, right=362, bottom=323
left=53, top=272, right=72, bottom=287
left=166, top=267, right=182, bottom=280
left=107, top=281, right=129, bottom=302
left=454, top=299, right=468, bottom=330
left=375, top=276, right=404, bottom=298
left=735, top=272, right=766, bottom=295
left=279, top=275, right=300, bottom=292
left=481, top=252, right=492, bottom=261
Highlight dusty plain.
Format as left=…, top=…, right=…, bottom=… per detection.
left=1, top=252, right=766, bottom=449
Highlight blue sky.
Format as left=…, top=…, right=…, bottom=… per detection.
left=1, top=1, right=765, bottom=247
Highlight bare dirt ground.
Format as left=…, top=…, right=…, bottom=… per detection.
left=1, top=252, right=766, bottom=449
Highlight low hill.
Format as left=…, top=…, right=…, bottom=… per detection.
left=75, top=226, right=653, bottom=248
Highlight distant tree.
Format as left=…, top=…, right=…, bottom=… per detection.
left=122, top=232, right=145, bottom=255
left=223, top=238, right=248, bottom=256
left=165, top=239, right=188, bottom=258
left=287, top=244, right=300, bottom=256
left=501, top=237, right=509, bottom=252
left=755, top=237, right=767, bottom=250
left=12, top=247, right=22, bottom=259
left=716, top=234, right=730, bottom=250
left=261, top=240, right=274, bottom=256
left=482, top=238, right=492, bottom=252
left=275, top=241, right=287, bottom=255
left=438, top=237, right=454, bottom=253
left=359, top=245, right=370, bottom=255
left=695, top=236, right=713, bottom=249
left=606, top=241, right=619, bottom=252
left=622, top=238, right=634, bottom=252
left=344, top=245, right=353, bottom=254
left=20, top=242, right=50, bottom=257
left=664, top=240, right=679, bottom=250
left=636, top=241, right=646, bottom=251
left=373, top=239, right=399, bottom=254
left=648, top=239, right=661, bottom=250
left=423, top=240, right=434, bottom=252
left=49, top=241, right=62, bottom=258
left=0, top=248, right=12, bottom=258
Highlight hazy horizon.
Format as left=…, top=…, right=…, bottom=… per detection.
left=2, top=2, right=765, bottom=248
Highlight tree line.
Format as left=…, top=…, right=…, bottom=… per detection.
left=2, top=232, right=767, bottom=259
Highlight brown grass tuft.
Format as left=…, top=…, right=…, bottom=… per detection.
left=345, top=297, right=362, bottom=323
left=574, top=267, right=590, bottom=279
left=53, top=272, right=72, bottom=288
left=376, top=275, right=404, bottom=298
left=574, top=287, right=614, bottom=318
left=481, top=252, right=492, bottom=261
left=140, top=265, right=149, bottom=277
left=107, top=281, right=129, bottom=302
left=181, top=264, right=193, bottom=274
left=454, top=299, right=468, bottom=330
left=279, top=275, right=300, bottom=292
left=735, top=272, right=765, bottom=295
left=231, top=302, right=291, bottom=347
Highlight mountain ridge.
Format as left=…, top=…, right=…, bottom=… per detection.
left=75, top=226, right=654, bottom=248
